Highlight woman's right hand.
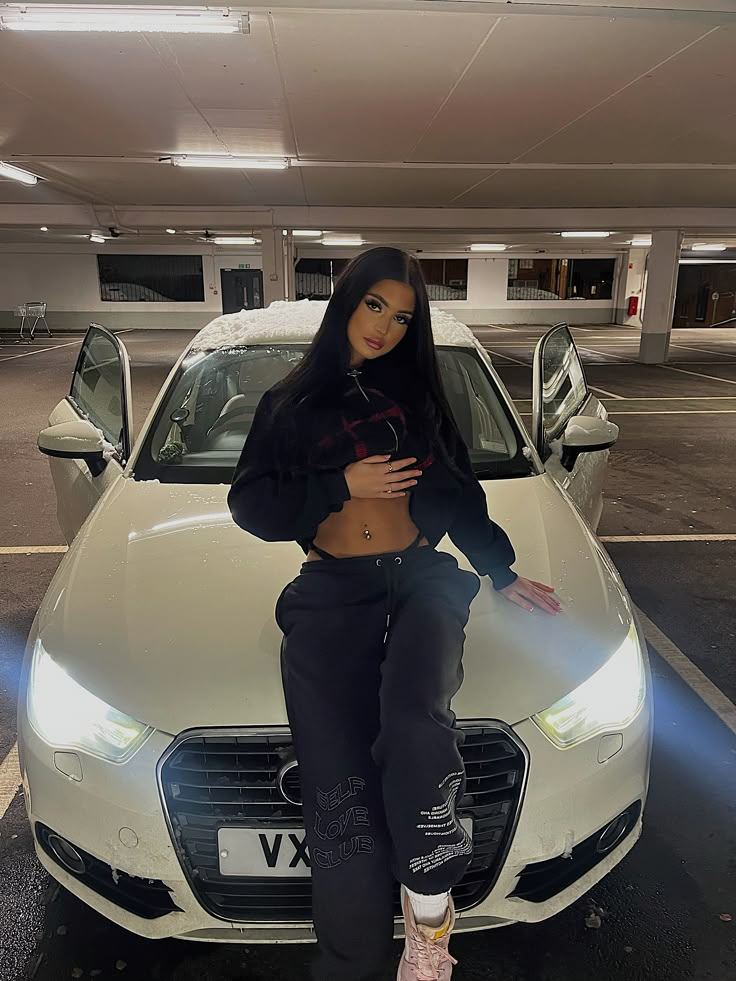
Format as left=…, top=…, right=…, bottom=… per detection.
left=344, top=455, right=422, bottom=499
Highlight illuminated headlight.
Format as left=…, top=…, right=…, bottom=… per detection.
left=28, top=641, right=150, bottom=762
left=532, top=624, right=645, bottom=749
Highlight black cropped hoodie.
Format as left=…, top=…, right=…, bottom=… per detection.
left=227, top=370, right=518, bottom=590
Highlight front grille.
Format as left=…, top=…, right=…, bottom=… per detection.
left=159, top=726, right=527, bottom=923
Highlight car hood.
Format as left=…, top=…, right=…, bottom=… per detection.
left=36, top=474, right=633, bottom=735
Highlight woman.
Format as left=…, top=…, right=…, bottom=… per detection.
left=228, top=247, right=559, bottom=981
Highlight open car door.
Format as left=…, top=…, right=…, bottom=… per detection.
left=39, top=324, right=133, bottom=543
left=532, top=324, right=618, bottom=530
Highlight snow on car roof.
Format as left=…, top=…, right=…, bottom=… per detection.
left=190, top=299, right=477, bottom=351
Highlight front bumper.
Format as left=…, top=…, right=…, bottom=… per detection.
left=18, top=684, right=651, bottom=943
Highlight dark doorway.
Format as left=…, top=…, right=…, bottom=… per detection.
left=673, top=263, right=736, bottom=328
left=220, top=268, right=264, bottom=314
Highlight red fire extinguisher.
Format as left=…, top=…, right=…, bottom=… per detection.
left=627, top=296, right=639, bottom=317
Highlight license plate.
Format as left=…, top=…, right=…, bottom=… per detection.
left=217, top=818, right=473, bottom=877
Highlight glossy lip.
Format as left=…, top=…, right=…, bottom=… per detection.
left=364, top=337, right=384, bottom=350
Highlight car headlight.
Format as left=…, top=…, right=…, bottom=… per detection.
left=28, top=641, right=150, bottom=762
left=532, top=623, right=645, bottom=749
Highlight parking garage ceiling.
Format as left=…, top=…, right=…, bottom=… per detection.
left=1, top=0, right=736, bottom=244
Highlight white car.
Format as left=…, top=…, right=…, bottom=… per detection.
left=18, top=302, right=652, bottom=943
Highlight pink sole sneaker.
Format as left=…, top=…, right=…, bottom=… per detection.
left=397, top=887, right=458, bottom=981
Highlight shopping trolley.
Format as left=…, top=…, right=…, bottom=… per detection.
left=14, top=302, right=52, bottom=340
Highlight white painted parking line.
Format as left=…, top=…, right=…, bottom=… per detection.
left=0, top=339, right=81, bottom=362
left=669, top=341, right=736, bottom=357
left=0, top=742, right=20, bottom=820
left=0, top=546, right=68, bottom=554
left=656, top=363, right=736, bottom=387
left=575, top=346, right=634, bottom=364
left=601, top=534, right=736, bottom=542
left=634, top=606, right=736, bottom=736
left=590, top=385, right=625, bottom=400
left=0, top=328, right=131, bottom=363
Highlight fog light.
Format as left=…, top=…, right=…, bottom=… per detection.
left=47, top=834, right=86, bottom=875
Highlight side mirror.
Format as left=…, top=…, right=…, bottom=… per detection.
left=37, top=420, right=117, bottom=476
left=560, top=415, right=619, bottom=472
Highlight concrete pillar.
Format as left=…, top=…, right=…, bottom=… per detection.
left=285, top=232, right=296, bottom=300
left=261, top=227, right=287, bottom=306
left=639, top=229, right=683, bottom=363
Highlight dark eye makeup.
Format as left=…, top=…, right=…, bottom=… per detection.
left=364, top=297, right=413, bottom=325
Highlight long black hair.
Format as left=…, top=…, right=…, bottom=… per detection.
left=271, top=246, right=463, bottom=475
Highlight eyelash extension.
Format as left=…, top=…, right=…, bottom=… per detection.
left=365, top=299, right=411, bottom=325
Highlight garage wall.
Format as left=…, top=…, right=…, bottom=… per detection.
left=0, top=247, right=617, bottom=331
left=293, top=251, right=619, bottom=325
left=0, top=245, right=262, bottom=331
left=435, top=257, right=616, bottom=325
left=613, top=248, right=647, bottom=327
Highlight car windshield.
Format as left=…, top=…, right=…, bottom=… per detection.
left=132, top=344, right=533, bottom=483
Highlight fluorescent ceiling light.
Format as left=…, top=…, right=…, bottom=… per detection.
left=169, top=155, right=289, bottom=171
left=210, top=236, right=259, bottom=246
left=0, top=160, right=39, bottom=185
left=293, top=230, right=323, bottom=237
left=321, top=237, right=364, bottom=247
left=469, top=243, right=507, bottom=252
left=40, top=226, right=48, bottom=232
left=690, top=243, right=727, bottom=252
left=0, top=4, right=249, bottom=34
left=630, top=237, right=652, bottom=247
left=560, top=231, right=611, bottom=238
left=89, top=234, right=106, bottom=244
left=165, top=228, right=176, bottom=235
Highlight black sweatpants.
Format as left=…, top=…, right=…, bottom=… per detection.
left=276, top=539, right=481, bottom=981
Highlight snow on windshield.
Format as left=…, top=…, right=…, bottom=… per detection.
left=191, top=300, right=477, bottom=351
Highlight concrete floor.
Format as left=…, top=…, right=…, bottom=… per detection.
left=0, top=323, right=735, bottom=981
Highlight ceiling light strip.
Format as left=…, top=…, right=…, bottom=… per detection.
left=320, top=237, right=364, bottom=247
left=0, top=160, right=39, bottom=185
left=168, top=155, right=289, bottom=171
left=560, top=231, right=612, bottom=238
left=0, top=4, right=249, bottom=34
left=209, top=237, right=260, bottom=246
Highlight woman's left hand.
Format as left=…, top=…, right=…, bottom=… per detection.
left=499, top=577, right=561, bottom=616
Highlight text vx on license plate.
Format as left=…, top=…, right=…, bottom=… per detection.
left=217, top=818, right=473, bottom=877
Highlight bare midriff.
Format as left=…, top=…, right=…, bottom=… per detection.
left=308, top=496, right=429, bottom=560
